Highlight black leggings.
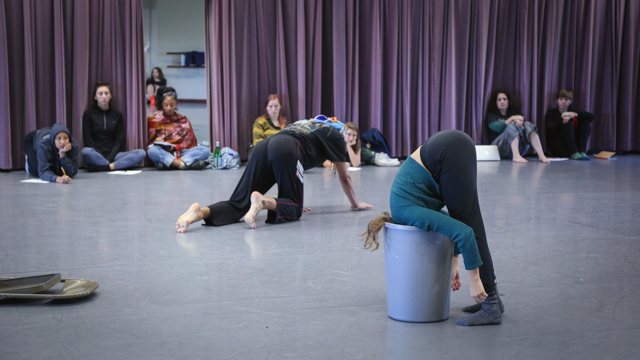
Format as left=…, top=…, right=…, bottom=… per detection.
left=420, top=130, right=497, bottom=293
left=22, top=130, right=39, bottom=175
left=204, top=135, right=304, bottom=226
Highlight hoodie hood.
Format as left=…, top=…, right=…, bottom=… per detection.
left=49, top=123, right=71, bottom=147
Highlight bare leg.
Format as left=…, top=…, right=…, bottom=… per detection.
left=176, top=203, right=211, bottom=233
left=244, top=191, right=277, bottom=229
left=147, top=84, right=156, bottom=99
left=510, top=137, right=527, bottom=163
left=528, top=131, right=550, bottom=163
left=170, top=158, right=187, bottom=169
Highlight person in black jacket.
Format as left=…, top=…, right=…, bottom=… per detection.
left=81, top=82, right=146, bottom=171
left=22, top=123, right=79, bottom=184
left=544, top=89, right=594, bottom=160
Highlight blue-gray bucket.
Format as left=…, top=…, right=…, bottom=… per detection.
left=383, top=223, right=454, bottom=322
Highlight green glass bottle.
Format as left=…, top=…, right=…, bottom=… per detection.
left=213, top=141, right=222, bottom=168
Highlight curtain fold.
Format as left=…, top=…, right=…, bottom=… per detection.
left=0, top=0, right=145, bottom=170
left=196, top=0, right=639, bottom=159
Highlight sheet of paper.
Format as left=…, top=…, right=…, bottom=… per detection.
left=107, top=170, right=142, bottom=175
left=20, top=179, right=50, bottom=184
left=347, top=167, right=361, bottom=171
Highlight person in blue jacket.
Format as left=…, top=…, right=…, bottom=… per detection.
left=22, top=123, right=79, bottom=184
left=362, top=130, right=503, bottom=326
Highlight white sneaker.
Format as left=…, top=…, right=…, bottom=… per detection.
left=375, top=152, right=400, bottom=166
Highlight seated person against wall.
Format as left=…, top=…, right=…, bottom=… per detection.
left=81, top=82, right=146, bottom=171
left=485, top=89, right=549, bottom=163
left=146, top=67, right=167, bottom=101
left=147, top=87, right=210, bottom=170
left=323, top=121, right=399, bottom=168
left=544, top=89, right=594, bottom=160
left=252, top=94, right=289, bottom=145
left=22, top=123, right=79, bottom=184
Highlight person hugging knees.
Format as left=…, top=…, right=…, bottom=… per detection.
left=544, top=89, right=594, bottom=160
left=485, top=89, right=549, bottom=163
left=23, top=123, right=79, bottom=184
left=146, top=67, right=166, bottom=101
left=146, top=87, right=210, bottom=170
left=81, top=82, right=146, bottom=172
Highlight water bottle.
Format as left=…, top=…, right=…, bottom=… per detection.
left=213, top=141, right=222, bottom=168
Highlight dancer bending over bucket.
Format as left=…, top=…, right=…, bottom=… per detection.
left=362, top=130, right=503, bottom=326
left=176, top=117, right=373, bottom=232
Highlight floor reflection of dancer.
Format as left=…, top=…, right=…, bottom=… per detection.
left=176, top=119, right=373, bottom=232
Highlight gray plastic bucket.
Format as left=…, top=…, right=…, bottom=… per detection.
left=383, top=223, right=454, bottom=322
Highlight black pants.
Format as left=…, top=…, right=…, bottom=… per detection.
left=420, top=130, right=497, bottom=294
left=22, top=130, right=39, bottom=176
left=204, top=135, right=304, bottom=226
left=548, top=115, right=593, bottom=157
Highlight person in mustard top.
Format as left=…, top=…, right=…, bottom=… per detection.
left=252, top=94, right=289, bottom=145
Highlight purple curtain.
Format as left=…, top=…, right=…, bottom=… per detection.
left=0, top=0, right=145, bottom=170
left=206, top=0, right=640, bottom=158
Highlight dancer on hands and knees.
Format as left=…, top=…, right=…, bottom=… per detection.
left=485, top=90, right=549, bottom=163
left=176, top=116, right=373, bottom=232
left=363, top=130, right=503, bottom=326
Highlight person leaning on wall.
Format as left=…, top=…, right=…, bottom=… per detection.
left=544, top=89, right=594, bottom=160
left=81, top=82, right=146, bottom=171
left=485, top=89, right=549, bottom=163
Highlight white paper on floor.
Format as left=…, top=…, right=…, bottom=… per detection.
left=107, top=170, right=142, bottom=175
left=20, top=179, right=50, bottom=184
left=347, top=167, right=361, bottom=171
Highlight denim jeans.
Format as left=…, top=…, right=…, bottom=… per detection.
left=81, top=148, right=146, bottom=171
left=147, top=145, right=210, bottom=167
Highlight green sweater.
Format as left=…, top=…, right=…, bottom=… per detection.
left=389, top=157, right=482, bottom=270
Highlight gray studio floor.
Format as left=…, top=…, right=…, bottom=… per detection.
left=1, top=156, right=639, bottom=360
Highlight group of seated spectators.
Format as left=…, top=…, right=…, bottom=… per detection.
left=22, top=66, right=596, bottom=185
left=486, top=89, right=593, bottom=162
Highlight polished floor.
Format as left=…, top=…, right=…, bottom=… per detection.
left=1, top=156, right=639, bottom=360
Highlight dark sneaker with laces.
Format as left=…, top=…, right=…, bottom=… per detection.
left=186, top=160, right=206, bottom=170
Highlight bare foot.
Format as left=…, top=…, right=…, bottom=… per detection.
left=176, top=203, right=203, bottom=233
left=244, top=192, right=265, bottom=229
left=512, top=156, right=528, bottom=163
left=539, top=156, right=550, bottom=163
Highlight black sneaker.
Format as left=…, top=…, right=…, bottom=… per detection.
left=186, top=160, right=206, bottom=170
left=157, top=162, right=169, bottom=170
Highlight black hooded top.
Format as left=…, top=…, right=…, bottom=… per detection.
left=34, top=123, right=80, bottom=182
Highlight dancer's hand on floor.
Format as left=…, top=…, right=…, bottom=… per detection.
left=303, top=206, right=312, bottom=212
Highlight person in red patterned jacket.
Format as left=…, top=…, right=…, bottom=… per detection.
left=147, top=87, right=210, bottom=170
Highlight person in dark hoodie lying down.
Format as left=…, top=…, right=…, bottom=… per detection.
left=22, top=123, right=79, bottom=184
left=81, top=82, right=146, bottom=171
